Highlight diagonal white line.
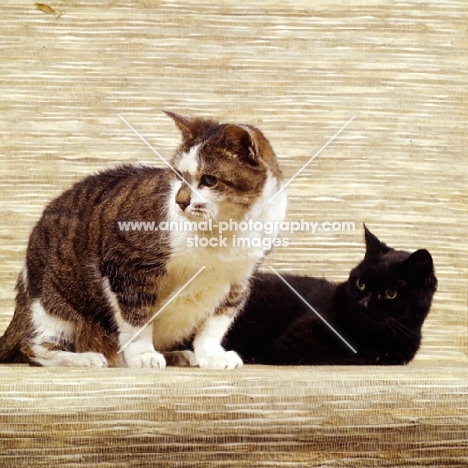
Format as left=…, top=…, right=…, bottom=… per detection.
left=268, top=114, right=356, bottom=203
left=269, top=266, right=357, bottom=354
left=117, top=266, right=206, bottom=354
left=118, top=114, right=208, bottom=203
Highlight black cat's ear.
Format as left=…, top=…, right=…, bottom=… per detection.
left=163, top=110, right=194, bottom=140
left=364, top=224, right=391, bottom=258
left=403, top=249, right=437, bottom=289
left=219, top=124, right=260, bottom=167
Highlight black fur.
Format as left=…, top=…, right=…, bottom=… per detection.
left=224, top=226, right=437, bottom=365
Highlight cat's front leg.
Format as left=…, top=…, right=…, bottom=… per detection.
left=117, top=320, right=166, bottom=369
left=192, top=283, right=248, bottom=370
left=103, top=277, right=166, bottom=369
left=193, top=313, right=243, bottom=370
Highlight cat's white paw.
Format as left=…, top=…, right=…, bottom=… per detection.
left=196, top=350, right=243, bottom=370
left=30, top=345, right=109, bottom=367
left=126, top=351, right=166, bottom=369
left=71, top=352, right=108, bottom=368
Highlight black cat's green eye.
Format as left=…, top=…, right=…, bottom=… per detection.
left=384, top=289, right=398, bottom=300
left=200, top=174, right=217, bottom=188
left=355, top=278, right=366, bottom=291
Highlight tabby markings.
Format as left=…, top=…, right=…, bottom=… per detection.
left=118, top=114, right=207, bottom=203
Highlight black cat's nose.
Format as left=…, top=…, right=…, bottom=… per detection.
left=358, top=296, right=370, bottom=308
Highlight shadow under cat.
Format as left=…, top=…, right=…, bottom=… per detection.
left=224, top=226, right=437, bottom=365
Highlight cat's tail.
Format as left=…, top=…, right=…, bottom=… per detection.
left=0, top=277, right=31, bottom=364
left=0, top=314, right=29, bottom=363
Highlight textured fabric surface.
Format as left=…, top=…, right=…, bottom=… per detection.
left=0, top=0, right=467, bottom=466
left=1, top=365, right=468, bottom=467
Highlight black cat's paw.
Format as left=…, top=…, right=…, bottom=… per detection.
left=374, top=353, right=409, bottom=365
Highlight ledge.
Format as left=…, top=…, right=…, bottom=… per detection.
left=1, top=363, right=467, bottom=467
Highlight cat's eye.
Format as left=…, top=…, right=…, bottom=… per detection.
left=355, top=278, right=366, bottom=291
left=173, top=169, right=184, bottom=180
left=384, top=289, right=398, bottom=300
left=200, top=174, right=217, bottom=188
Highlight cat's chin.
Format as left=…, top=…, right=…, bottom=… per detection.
left=182, top=210, right=211, bottom=221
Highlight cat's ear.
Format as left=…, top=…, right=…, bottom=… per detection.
left=219, top=125, right=260, bottom=167
left=363, top=224, right=390, bottom=258
left=403, top=249, right=437, bottom=288
left=163, top=111, right=194, bottom=140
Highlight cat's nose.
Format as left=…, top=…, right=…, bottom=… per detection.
left=175, top=185, right=191, bottom=211
left=177, top=201, right=190, bottom=211
left=358, top=296, right=370, bottom=308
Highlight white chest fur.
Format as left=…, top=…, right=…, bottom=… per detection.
left=151, top=245, right=255, bottom=350
left=151, top=172, right=287, bottom=351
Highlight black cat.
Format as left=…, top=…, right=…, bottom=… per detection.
left=224, top=226, right=437, bottom=365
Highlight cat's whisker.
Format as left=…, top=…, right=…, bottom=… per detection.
left=391, top=318, right=415, bottom=339
left=207, top=207, right=218, bottom=225
left=201, top=212, right=209, bottom=236
left=206, top=212, right=216, bottom=236
left=385, top=317, right=416, bottom=346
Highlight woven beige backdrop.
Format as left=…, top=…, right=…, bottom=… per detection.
left=0, top=1, right=467, bottom=467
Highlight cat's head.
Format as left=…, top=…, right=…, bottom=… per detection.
left=345, top=226, right=437, bottom=340
left=165, top=111, right=283, bottom=221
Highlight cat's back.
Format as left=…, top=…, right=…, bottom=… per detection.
left=224, top=273, right=336, bottom=357
left=31, top=164, right=168, bottom=237
left=247, top=273, right=336, bottom=317
left=41, top=164, right=165, bottom=217
left=25, top=164, right=169, bottom=292
left=273, top=274, right=336, bottom=309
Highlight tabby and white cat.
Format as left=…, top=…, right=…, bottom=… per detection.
left=0, top=112, right=287, bottom=369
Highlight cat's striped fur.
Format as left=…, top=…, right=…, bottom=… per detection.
left=0, top=112, right=287, bottom=369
